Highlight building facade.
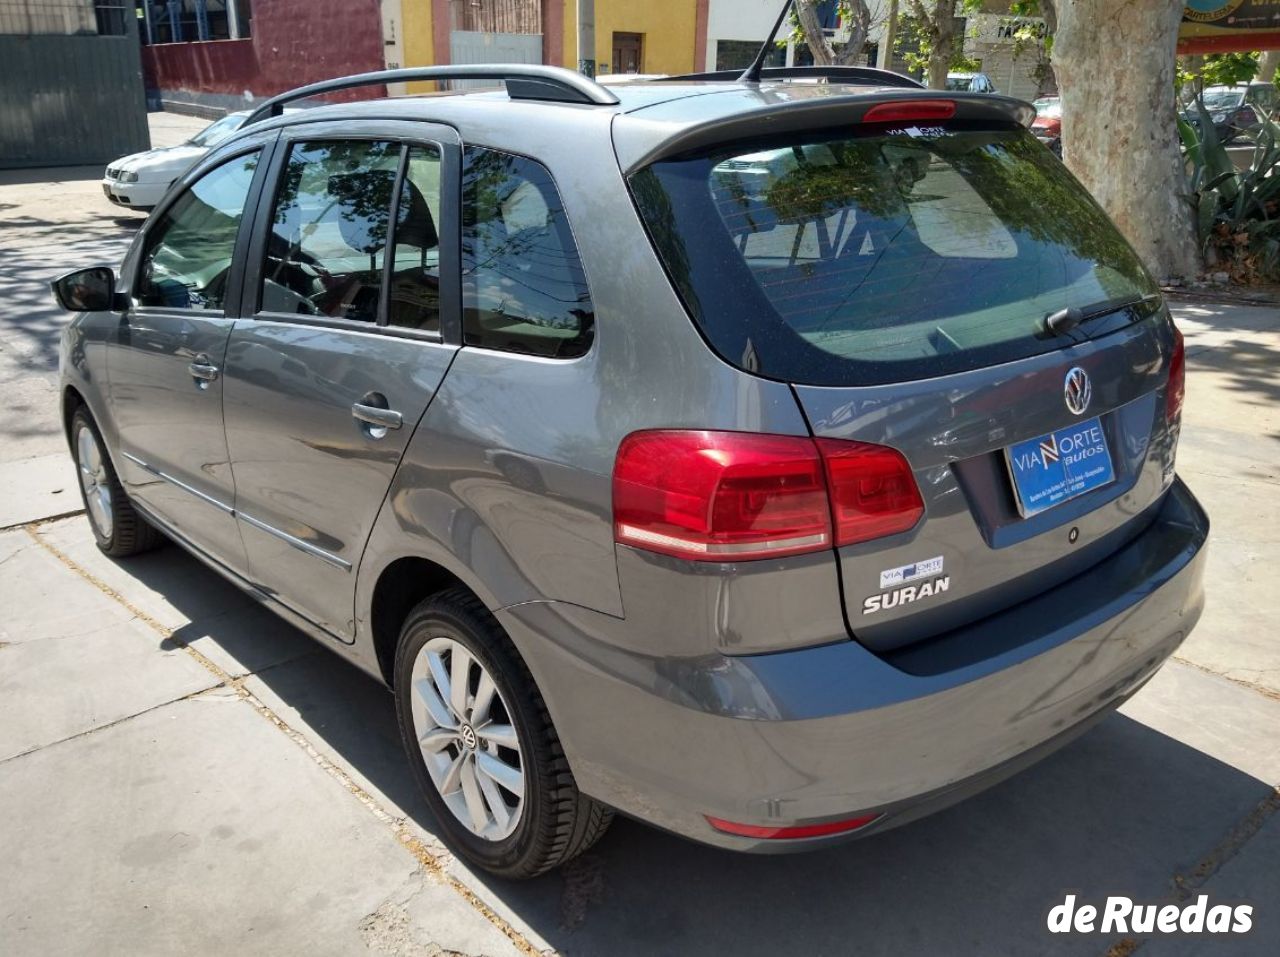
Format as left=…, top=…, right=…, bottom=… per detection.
left=401, top=0, right=705, bottom=79
left=143, top=0, right=390, bottom=114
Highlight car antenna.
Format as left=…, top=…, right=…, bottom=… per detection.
left=739, top=0, right=795, bottom=84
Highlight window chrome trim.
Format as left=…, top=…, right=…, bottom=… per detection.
left=121, top=451, right=351, bottom=571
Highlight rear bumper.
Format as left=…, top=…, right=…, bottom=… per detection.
left=500, top=478, right=1208, bottom=851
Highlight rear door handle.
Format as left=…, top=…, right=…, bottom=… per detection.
left=352, top=402, right=403, bottom=432
left=188, top=355, right=219, bottom=384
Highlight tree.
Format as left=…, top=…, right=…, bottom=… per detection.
left=1256, top=49, right=1280, bottom=84
left=901, top=0, right=961, bottom=89
left=1052, top=0, right=1201, bottom=281
left=790, top=1, right=873, bottom=66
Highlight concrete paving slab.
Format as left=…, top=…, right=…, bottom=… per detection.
left=1144, top=813, right=1280, bottom=957
left=0, top=452, right=81, bottom=528
left=0, top=530, right=219, bottom=760
left=0, top=693, right=523, bottom=957
left=36, top=517, right=318, bottom=679
left=0, top=528, right=134, bottom=646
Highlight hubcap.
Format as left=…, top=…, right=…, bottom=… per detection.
left=409, top=636, right=525, bottom=841
left=76, top=425, right=113, bottom=539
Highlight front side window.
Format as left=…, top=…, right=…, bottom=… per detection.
left=461, top=147, right=594, bottom=358
left=135, top=151, right=258, bottom=311
left=261, top=140, right=401, bottom=324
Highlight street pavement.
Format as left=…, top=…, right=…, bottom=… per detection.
left=1, top=112, right=1278, bottom=956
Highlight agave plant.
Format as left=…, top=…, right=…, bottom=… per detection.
left=1180, top=97, right=1280, bottom=281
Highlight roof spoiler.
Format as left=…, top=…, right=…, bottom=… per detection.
left=244, top=65, right=620, bottom=126
left=614, top=91, right=1036, bottom=174
left=664, top=66, right=924, bottom=90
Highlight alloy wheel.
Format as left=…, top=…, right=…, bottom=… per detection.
left=409, top=636, right=525, bottom=841
left=76, top=423, right=113, bottom=539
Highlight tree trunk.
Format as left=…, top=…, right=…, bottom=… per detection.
left=1053, top=0, right=1201, bottom=282
left=925, top=0, right=956, bottom=90
left=794, top=1, right=872, bottom=67
left=1257, top=49, right=1280, bottom=84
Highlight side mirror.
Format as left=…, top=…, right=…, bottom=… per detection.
left=51, top=266, right=119, bottom=312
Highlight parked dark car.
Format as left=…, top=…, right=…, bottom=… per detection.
left=53, top=64, right=1206, bottom=879
left=1182, top=82, right=1277, bottom=143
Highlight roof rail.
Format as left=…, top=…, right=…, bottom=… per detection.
left=244, top=65, right=620, bottom=125
left=661, top=66, right=925, bottom=90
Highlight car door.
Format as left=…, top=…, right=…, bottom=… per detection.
left=221, top=122, right=460, bottom=640
left=107, top=129, right=277, bottom=571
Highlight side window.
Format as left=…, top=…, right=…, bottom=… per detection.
left=461, top=147, right=594, bottom=358
left=387, top=145, right=443, bottom=333
left=135, top=151, right=258, bottom=310
left=260, top=140, right=399, bottom=324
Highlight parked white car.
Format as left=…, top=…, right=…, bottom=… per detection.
left=102, top=111, right=248, bottom=211
left=946, top=71, right=997, bottom=94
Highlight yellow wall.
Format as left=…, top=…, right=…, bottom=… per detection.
left=402, top=1, right=699, bottom=78
left=402, top=0, right=437, bottom=92
left=562, top=0, right=698, bottom=75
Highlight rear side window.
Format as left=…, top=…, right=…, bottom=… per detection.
left=630, top=124, right=1158, bottom=386
left=461, top=147, right=594, bottom=358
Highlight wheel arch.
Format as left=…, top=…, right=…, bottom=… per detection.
left=366, top=554, right=497, bottom=686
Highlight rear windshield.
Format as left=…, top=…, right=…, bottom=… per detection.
left=629, top=122, right=1157, bottom=386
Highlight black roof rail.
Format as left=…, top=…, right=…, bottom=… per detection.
left=244, top=64, right=620, bottom=125
left=661, top=66, right=925, bottom=90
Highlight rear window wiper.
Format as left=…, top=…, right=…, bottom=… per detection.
left=1044, top=293, right=1160, bottom=336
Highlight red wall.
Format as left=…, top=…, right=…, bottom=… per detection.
left=143, top=0, right=387, bottom=103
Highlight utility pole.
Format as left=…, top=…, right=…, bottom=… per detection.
left=877, top=0, right=898, bottom=71
left=577, top=0, right=596, bottom=78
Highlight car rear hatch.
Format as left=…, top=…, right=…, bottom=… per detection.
left=622, top=89, right=1185, bottom=655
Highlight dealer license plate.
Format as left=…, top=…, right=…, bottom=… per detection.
left=1005, top=417, right=1115, bottom=517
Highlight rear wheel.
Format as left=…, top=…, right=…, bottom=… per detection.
left=393, top=587, right=612, bottom=878
left=70, top=408, right=162, bottom=557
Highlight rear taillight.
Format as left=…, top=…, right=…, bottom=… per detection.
left=612, top=430, right=922, bottom=562
left=1166, top=325, right=1186, bottom=423
left=818, top=439, right=926, bottom=545
left=862, top=99, right=957, bottom=124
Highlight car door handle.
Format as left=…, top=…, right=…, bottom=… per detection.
left=351, top=402, right=403, bottom=431
left=188, top=356, right=219, bottom=383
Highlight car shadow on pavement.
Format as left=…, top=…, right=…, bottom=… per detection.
left=84, top=532, right=1276, bottom=957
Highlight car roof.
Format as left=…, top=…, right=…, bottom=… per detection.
left=228, top=78, right=1034, bottom=173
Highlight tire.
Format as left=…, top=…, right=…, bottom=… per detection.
left=393, top=587, right=612, bottom=878
left=69, top=407, right=163, bottom=557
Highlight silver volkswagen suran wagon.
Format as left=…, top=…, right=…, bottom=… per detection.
left=53, top=60, right=1207, bottom=878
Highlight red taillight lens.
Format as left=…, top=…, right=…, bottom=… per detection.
left=862, top=99, right=957, bottom=123
left=706, top=813, right=881, bottom=840
left=613, top=431, right=831, bottom=561
left=1166, top=325, right=1186, bottom=423
left=817, top=439, right=925, bottom=545
left=612, top=431, right=923, bottom=561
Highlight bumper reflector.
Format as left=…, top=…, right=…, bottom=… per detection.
left=706, top=813, right=881, bottom=840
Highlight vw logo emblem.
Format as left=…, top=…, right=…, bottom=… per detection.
left=1064, top=367, right=1092, bottom=416
left=459, top=724, right=478, bottom=751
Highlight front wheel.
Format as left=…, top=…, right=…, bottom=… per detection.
left=393, top=588, right=612, bottom=878
left=70, top=408, right=162, bottom=557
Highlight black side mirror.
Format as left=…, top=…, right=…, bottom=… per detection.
left=51, top=266, right=118, bottom=312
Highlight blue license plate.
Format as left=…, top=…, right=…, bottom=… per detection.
left=1004, top=417, right=1114, bottom=517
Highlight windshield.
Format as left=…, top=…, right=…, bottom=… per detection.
left=945, top=76, right=973, bottom=91
left=188, top=114, right=246, bottom=148
left=1199, top=90, right=1245, bottom=111
left=629, top=122, right=1157, bottom=386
